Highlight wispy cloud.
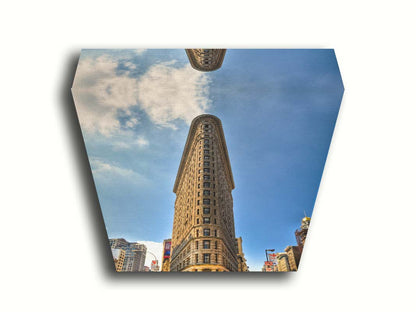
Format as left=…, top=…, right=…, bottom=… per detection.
left=137, top=61, right=211, bottom=129
left=72, top=53, right=211, bottom=137
left=90, top=158, right=149, bottom=187
left=72, top=55, right=140, bottom=136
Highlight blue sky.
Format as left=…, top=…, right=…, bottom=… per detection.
left=72, top=49, right=343, bottom=271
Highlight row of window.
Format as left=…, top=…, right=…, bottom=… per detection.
left=175, top=253, right=215, bottom=271
left=196, top=228, right=217, bottom=237
left=196, top=217, right=216, bottom=224
left=198, top=182, right=215, bottom=189
left=197, top=190, right=215, bottom=196
left=198, top=168, right=214, bottom=174
left=195, top=240, right=218, bottom=250
left=196, top=253, right=217, bottom=264
left=196, top=208, right=216, bottom=215
left=197, top=199, right=216, bottom=205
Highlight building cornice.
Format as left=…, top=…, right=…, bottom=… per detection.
left=173, top=114, right=235, bottom=193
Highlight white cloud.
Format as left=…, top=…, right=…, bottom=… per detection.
left=135, top=49, right=147, bottom=55
left=72, top=55, right=140, bottom=136
left=137, top=240, right=164, bottom=268
left=137, top=61, right=211, bottom=129
left=136, top=136, right=149, bottom=147
left=90, top=158, right=137, bottom=178
left=72, top=53, right=211, bottom=138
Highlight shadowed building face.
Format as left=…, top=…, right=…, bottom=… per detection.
left=185, top=49, right=226, bottom=72
left=170, top=114, right=238, bottom=272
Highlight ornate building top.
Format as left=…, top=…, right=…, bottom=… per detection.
left=185, top=49, right=226, bottom=72
left=173, top=114, right=234, bottom=193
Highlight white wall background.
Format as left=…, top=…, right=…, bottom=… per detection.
left=1, top=1, right=415, bottom=311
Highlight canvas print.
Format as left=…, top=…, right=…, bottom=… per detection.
left=71, top=49, right=344, bottom=272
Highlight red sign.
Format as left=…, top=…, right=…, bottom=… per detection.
left=164, top=241, right=171, bottom=259
left=264, top=261, right=273, bottom=266
left=269, top=253, right=278, bottom=265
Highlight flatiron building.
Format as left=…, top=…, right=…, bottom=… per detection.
left=170, top=114, right=238, bottom=272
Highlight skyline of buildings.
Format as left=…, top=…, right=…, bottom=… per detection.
left=72, top=49, right=342, bottom=272
left=109, top=238, right=147, bottom=272
left=108, top=116, right=311, bottom=273
left=262, top=216, right=310, bottom=272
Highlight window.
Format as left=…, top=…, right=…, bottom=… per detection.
left=198, top=184, right=200, bottom=189
left=203, top=228, right=210, bottom=236
left=203, top=240, right=210, bottom=249
left=203, top=199, right=210, bottom=204
left=214, top=219, right=217, bottom=224
left=215, top=254, right=218, bottom=263
left=197, top=192, right=200, bottom=197
left=198, top=169, right=201, bottom=174
left=203, top=190, right=210, bottom=196
left=203, top=182, right=210, bottom=188
left=214, top=209, right=216, bottom=215
left=203, top=207, right=210, bottom=214
left=203, top=175, right=210, bottom=181
left=203, top=254, right=210, bottom=264
left=204, top=144, right=209, bottom=148
left=203, top=168, right=210, bottom=173
left=214, top=200, right=216, bottom=206
left=196, top=241, right=199, bottom=249
left=197, top=209, right=199, bottom=215
left=214, top=241, right=218, bottom=249
left=214, top=229, right=217, bottom=237
left=197, top=200, right=200, bottom=205
left=204, top=161, right=210, bottom=167
left=204, top=150, right=209, bottom=155
left=196, top=229, right=199, bottom=237
left=195, top=254, right=199, bottom=263
left=204, top=139, right=209, bottom=144
left=204, top=156, right=210, bottom=160
left=197, top=218, right=199, bottom=224
left=203, top=217, right=210, bottom=224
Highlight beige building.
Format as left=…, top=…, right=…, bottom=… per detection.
left=277, top=253, right=291, bottom=272
left=236, top=237, right=248, bottom=272
left=186, top=49, right=226, bottom=72
left=285, top=245, right=302, bottom=271
left=170, top=114, right=238, bottom=272
left=109, top=238, right=147, bottom=272
left=111, top=248, right=125, bottom=272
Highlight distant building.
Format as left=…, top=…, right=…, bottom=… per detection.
left=109, top=238, right=147, bottom=272
left=111, top=248, right=125, bottom=272
left=277, top=253, right=290, bottom=272
left=295, top=216, right=311, bottom=251
left=144, top=266, right=150, bottom=272
left=236, top=237, right=248, bottom=272
left=285, top=245, right=302, bottom=271
left=185, top=49, right=226, bottom=72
